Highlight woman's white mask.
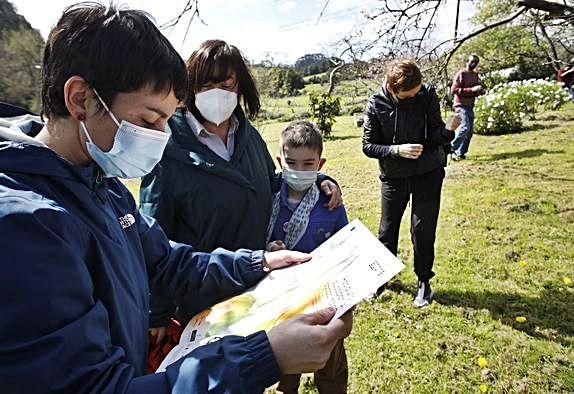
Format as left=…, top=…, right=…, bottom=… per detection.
left=195, top=88, right=238, bottom=126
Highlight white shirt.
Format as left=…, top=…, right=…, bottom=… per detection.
left=184, top=111, right=239, bottom=162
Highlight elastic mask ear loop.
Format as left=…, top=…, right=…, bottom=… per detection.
left=93, top=88, right=120, bottom=127
left=80, top=121, right=94, bottom=144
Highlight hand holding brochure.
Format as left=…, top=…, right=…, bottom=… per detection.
left=157, top=219, right=405, bottom=372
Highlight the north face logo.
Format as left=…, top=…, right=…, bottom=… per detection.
left=118, top=213, right=136, bottom=229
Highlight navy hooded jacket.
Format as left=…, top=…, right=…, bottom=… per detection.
left=0, top=134, right=280, bottom=393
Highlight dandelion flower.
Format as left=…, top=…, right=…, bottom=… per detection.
left=515, top=316, right=527, bottom=323
left=478, top=357, right=488, bottom=367
left=564, top=277, right=572, bottom=285
left=480, top=384, right=488, bottom=393
left=519, top=260, right=527, bottom=268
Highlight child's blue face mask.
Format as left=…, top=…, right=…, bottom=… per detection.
left=80, top=88, right=170, bottom=179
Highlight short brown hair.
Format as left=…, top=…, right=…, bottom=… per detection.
left=185, top=40, right=260, bottom=121
left=385, top=59, right=422, bottom=93
left=280, top=120, right=323, bottom=156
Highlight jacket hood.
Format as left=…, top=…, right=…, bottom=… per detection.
left=375, top=83, right=433, bottom=108
left=0, top=125, right=101, bottom=187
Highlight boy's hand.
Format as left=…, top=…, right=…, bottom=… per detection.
left=320, top=180, right=342, bottom=211
left=266, top=240, right=286, bottom=252
left=267, top=307, right=353, bottom=374
left=263, top=249, right=311, bottom=271
left=149, top=326, right=166, bottom=345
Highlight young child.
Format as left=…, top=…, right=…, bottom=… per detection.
left=266, top=120, right=349, bottom=394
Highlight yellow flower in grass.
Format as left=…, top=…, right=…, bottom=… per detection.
left=518, top=260, right=527, bottom=268
left=564, top=277, right=572, bottom=285
left=480, top=384, right=488, bottom=393
left=393, top=332, right=400, bottom=338
left=515, top=316, right=527, bottom=323
left=477, top=357, right=488, bottom=367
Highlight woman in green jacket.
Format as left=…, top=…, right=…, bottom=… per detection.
left=139, top=40, right=341, bottom=337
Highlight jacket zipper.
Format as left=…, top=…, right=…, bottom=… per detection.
left=392, top=104, right=398, bottom=144
left=424, top=113, right=428, bottom=140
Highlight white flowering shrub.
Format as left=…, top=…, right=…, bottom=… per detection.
left=475, top=79, right=569, bottom=135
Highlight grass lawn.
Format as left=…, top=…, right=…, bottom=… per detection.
left=124, top=103, right=573, bottom=392
left=256, top=104, right=574, bottom=393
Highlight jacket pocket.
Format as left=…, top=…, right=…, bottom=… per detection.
left=308, top=221, right=338, bottom=246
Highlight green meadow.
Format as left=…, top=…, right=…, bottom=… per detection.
left=124, top=102, right=574, bottom=393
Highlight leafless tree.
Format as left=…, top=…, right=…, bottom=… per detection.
left=160, top=0, right=206, bottom=45
left=336, top=0, right=573, bottom=71
left=162, top=0, right=572, bottom=96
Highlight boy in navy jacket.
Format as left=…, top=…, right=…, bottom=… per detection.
left=0, top=4, right=352, bottom=393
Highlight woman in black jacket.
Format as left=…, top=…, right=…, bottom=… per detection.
left=362, top=59, right=460, bottom=307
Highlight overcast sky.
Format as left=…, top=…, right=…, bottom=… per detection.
left=10, top=0, right=476, bottom=64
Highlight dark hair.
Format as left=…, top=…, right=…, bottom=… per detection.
left=280, top=120, right=323, bottom=156
left=41, top=2, right=187, bottom=119
left=185, top=39, right=260, bottom=121
left=385, top=59, right=422, bottom=93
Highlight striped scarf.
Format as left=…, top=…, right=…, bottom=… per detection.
left=266, top=184, right=320, bottom=249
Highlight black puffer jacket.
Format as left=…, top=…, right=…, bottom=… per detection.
left=362, top=84, right=454, bottom=178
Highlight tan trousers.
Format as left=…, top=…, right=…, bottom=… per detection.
left=276, top=339, right=348, bottom=394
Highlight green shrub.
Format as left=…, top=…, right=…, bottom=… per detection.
left=346, top=104, right=364, bottom=115
left=306, top=73, right=330, bottom=84
left=308, top=92, right=341, bottom=137
left=475, top=79, right=569, bottom=135
left=267, top=67, right=305, bottom=98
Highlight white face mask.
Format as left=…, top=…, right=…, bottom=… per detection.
left=282, top=167, right=317, bottom=192
left=195, top=88, right=238, bottom=126
left=80, top=89, right=171, bottom=179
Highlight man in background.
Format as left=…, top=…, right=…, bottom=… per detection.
left=450, top=54, right=485, bottom=161
left=557, top=58, right=574, bottom=102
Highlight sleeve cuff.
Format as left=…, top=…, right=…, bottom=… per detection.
left=127, top=372, right=169, bottom=394
left=244, top=331, right=281, bottom=389
left=238, top=249, right=267, bottom=284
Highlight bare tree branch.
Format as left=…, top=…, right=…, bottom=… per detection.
left=415, top=1, right=441, bottom=58
left=533, top=13, right=562, bottom=70
left=160, top=0, right=206, bottom=31
left=558, top=38, right=574, bottom=55
left=444, top=7, right=529, bottom=69
left=327, top=58, right=345, bottom=95
left=316, top=0, right=331, bottom=25
left=518, top=0, right=574, bottom=18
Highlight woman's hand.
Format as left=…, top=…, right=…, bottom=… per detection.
left=263, top=249, right=311, bottom=271
left=320, top=180, right=342, bottom=211
left=397, top=144, right=423, bottom=159
left=446, top=110, right=462, bottom=131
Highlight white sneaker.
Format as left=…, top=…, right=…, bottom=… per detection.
left=414, top=281, right=433, bottom=308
